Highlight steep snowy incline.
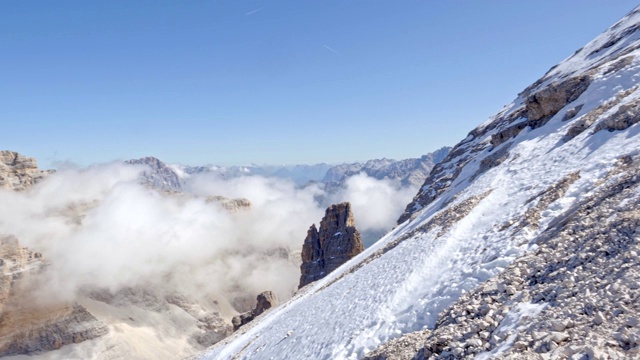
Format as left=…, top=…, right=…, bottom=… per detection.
left=200, top=6, right=640, bottom=360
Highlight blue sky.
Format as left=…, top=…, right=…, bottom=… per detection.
left=2, top=1, right=639, bottom=168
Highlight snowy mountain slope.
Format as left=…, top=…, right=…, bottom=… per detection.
left=199, top=6, right=640, bottom=360
left=366, top=156, right=640, bottom=359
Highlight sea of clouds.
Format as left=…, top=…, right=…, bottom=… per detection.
left=0, top=162, right=417, bottom=314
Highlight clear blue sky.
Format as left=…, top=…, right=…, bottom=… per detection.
left=2, top=1, right=639, bottom=168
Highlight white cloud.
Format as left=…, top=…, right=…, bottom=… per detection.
left=330, top=173, right=417, bottom=232
left=0, top=166, right=417, bottom=314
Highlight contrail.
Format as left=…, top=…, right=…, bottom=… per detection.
left=245, top=7, right=265, bottom=16
left=323, top=44, right=341, bottom=55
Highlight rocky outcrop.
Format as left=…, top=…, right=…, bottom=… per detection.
left=231, top=291, right=277, bottom=331
left=125, top=156, right=182, bottom=192
left=593, top=95, right=640, bottom=133
left=0, top=235, right=108, bottom=356
left=205, top=196, right=252, bottom=213
left=525, top=74, right=591, bottom=125
left=299, top=202, right=364, bottom=288
left=0, top=304, right=107, bottom=357
left=0, top=150, right=53, bottom=191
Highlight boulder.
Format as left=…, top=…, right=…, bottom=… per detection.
left=232, top=291, right=277, bottom=331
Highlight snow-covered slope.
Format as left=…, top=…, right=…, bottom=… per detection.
left=200, top=6, right=640, bottom=359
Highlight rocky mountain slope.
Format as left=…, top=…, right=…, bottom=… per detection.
left=323, top=147, right=451, bottom=189
left=200, top=6, right=640, bottom=360
left=125, top=156, right=183, bottom=192
left=0, top=151, right=53, bottom=191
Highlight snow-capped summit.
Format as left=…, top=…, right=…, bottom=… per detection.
left=201, top=6, right=640, bottom=359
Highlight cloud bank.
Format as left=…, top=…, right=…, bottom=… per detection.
left=0, top=164, right=418, bottom=314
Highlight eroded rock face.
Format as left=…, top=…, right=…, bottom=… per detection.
left=299, top=202, right=364, bottom=289
left=125, top=156, right=182, bottom=192
left=0, top=150, right=53, bottom=191
left=231, top=291, right=277, bottom=331
left=0, top=304, right=107, bottom=357
left=0, top=236, right=108, bottom=357
left=205, top=196, right=252, bottom=213
left=525, top=74, right=591, bottom=125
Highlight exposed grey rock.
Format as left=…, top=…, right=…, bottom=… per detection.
left=323, top=147, right=451, bottom=190
left=565, top=85, right=638, bottom=141
left=231, top=291, right=277, bottom=331
left=603, top=55, right=635, bottom=75
left=525, top=74, right=591, bottom=125
left=299, top=202, right=364, bottom=288
left=593, top=96, right=640, bottom=133
left=125, top=156, right=182, bottom=192
left=489, top=120, right=529, bottom=148
left=475, top=143, right=512, bottom=179
left=563, top=104, right=584, bottom=121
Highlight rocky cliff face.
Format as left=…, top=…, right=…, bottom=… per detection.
left=125, top=156, right=182, bottom=192
left=231, top=291, right=277, bottom=330
left=0, top=236, right=108, bottom=357
left=299, top=202, right=364, bottom=288
left=0, top=151, right=53, bottom=191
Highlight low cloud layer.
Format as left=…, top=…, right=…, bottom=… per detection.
left=0, top=164, right=418, bottom=313
left=330, top=173, right=417, bottom=233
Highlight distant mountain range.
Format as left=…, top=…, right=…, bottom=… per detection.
left=126, top=146, right=451, bottom=193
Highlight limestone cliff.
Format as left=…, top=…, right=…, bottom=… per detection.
left=125, top=156, right=182, bottom=192
left=299, top=202, right=364, bottom=288
left=0, top=150, right=53, bottom=191
left=0, top=236, right=108, bottom=357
